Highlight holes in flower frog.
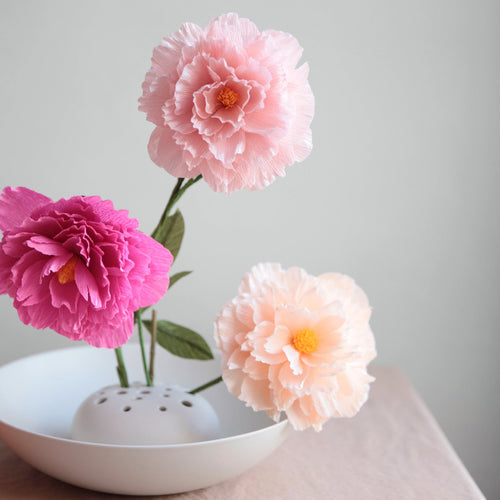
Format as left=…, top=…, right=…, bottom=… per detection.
left=117, top=390, right=128, bottom=395
left=163, top=394, right=170, bottom=398
left=96, top=397, right=107, bottom=405
left=134, top=397, right=143, bottom=400
left=123, top=406, right=132, bottom=412
left=159, top=406, right=167, bottom=412
left=140, top=390, right=151, bottom=394
left=182, top=400, right=193, bottom=408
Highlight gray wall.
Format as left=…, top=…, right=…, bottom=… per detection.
left=0, top=1, right=498, bottom=497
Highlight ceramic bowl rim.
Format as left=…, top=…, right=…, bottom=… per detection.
left=0, top=346, right=289, bottom=449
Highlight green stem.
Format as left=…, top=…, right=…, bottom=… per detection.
left=114, top=347, right=129, bottom=388
left=139, top=175, right=202, bottom=387
left=169, top=175, right=203, bottom=215
left=189, top=376, right=223, bottom=395
left=135, top=310, right=152, bottom=387
left=149, top=309, right=157, bottom=384
left=151, top=175, right=202, bottom=240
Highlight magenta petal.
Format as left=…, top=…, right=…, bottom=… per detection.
left=10, top=250, right=42, bottom=286
left=49, top=277, right=78, bottom=313
left=75, top=260, right=102, bottom=308
left=16, top=259, right=47, bottom=303
left=27, top=236, right=69, bottom=257
left=0, top=187, right=51, bottom=233
left=41, top=254, right=72, bottom=278
left=133, top=234, right=173, bottom=308
left=90, top=314, right=135, bottom=348
left=0, top=248, right=13, bottom=294
left=88, top=197, right=137, bottom=227
left=17, top=296, right=58, bottom=330
left=0, top=187, right=173, bottom=349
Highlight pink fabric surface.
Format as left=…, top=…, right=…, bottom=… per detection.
left=0, top=366, right=484, bottom=499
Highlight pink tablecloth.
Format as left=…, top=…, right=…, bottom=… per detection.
left=0, top=366, right=484, bottom=499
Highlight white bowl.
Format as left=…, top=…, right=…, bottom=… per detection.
left=0, top=345, right=289, bottom=495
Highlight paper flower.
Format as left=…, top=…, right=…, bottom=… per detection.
left=139, top=13, right=314, bottom=194
left=214, top=263, right=376, bottom=431
left=0, top=187, right=173, bottom=348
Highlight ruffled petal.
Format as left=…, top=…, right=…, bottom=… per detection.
left=214, top=263, right=376, bottom=431
left=0, top=189, right=172, bottom=349
left=0, top=187, right=51, bottom=233
left=139, top=13, right=314, bottom=194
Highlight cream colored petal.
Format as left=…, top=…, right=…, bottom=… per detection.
left=235, top=301, right=256, bottom=329
left=273, top=386, right=296, bottom=411
left=311, top=390, right=338, bottom=418
left=282, top=345, right=303, bottom=375
left=278, top=359, right=308, bottom=389
left=244, top=355, right=270, bottom=380
left=333, top=366, right=372, bottom=417
left=222, top=369, right=245, bottom=398
left=252, top=297, right=276, bottom=323
left=240, top=376, right=274, bottom=411
left=286, top=397, right=328, bottom=431
left=279, top=307, right=316, bottom=333
left=227, top=348, right=249, bottom=370
left=239, top=263, right=283, bottom=294
left=264, top=324, right=292, bottom=354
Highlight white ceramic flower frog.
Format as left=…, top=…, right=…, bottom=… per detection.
left=72, top=382, right=221, bottom=445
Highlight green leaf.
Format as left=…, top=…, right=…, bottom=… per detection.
left=143, top=320, right=213, bottom=360
left=169, top=270, right=192, bottom=288
left=152, top=210, right=185, bottom=260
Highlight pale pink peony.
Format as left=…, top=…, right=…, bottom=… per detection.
left=139, top=13, right=314, bottom=194
left=214, top=263, right=376, bottom=431
left=0, top=187, right=173, bottom=348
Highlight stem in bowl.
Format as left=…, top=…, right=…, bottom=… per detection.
left=149, top=309, right=157, bottom=384
left=135, top=310, right=152, bottom=387
left=189, top=376, right=223, bottom=395
left=114, top=347, right=130, bottom=388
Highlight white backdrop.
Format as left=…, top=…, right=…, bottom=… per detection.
left=0, top=1, right=498, bottom=497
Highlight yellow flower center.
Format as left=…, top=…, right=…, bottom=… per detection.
left=57, top=255, right=79, bottom=284
left=293, top=328, right=319, bottom=354
left=217, top=87, right=239, bottom=109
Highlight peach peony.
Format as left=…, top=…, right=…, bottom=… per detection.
left=139, top=13, right=314, bottom=194
left=214, top=263, right=376, bottom=431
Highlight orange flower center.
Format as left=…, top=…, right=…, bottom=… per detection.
left=57, top=255, right=79, bottom=284
left=293, top=328, right=319, bottom=354
left=217, top=87, right=239, bottom=109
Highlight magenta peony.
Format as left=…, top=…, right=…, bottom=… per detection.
left=214, top=263, right=376, bottom=431
left=139, top=13, right=314, bottom=194
left=0, top=187, right=173, bottom=348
